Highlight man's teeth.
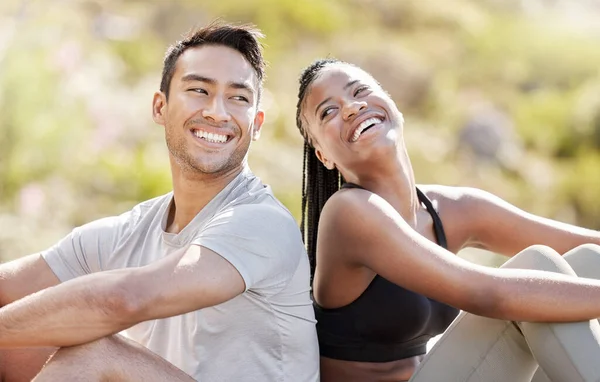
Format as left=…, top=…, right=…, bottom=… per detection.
left=193, top=130, right=228, bottom=143
left=351, top=117, right=383, bottom=142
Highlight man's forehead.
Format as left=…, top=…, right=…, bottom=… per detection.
left=174, top=45, right=258, bottom=88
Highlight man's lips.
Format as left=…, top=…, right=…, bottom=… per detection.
left=189, top=127, right=233, bottom=144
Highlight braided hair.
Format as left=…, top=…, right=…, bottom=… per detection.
left=296, top=59, right=344, bottom=280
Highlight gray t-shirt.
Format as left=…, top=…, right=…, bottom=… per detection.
left=42, top=168, right=319, bottom=381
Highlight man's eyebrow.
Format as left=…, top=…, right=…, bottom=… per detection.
left=229, top=81, right=254, bottom=94
left=181, top=74, right=215, bottom=84
left=314, top=80, right=359, bottom=117
left=181, top=74, right=254, bottom=95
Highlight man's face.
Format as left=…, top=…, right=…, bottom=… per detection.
left=153, top=45, right=264, bottom=177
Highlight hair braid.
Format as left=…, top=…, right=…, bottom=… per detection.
left=296, top=59, right=343, bottom=282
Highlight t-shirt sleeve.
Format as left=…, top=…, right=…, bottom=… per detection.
left=193, top=203, right=304, bottom=296
left=41, top=216, right=123, bottom=282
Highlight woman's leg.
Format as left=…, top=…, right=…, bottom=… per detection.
left=530, top=244, right=600, bottom=382
left=410, top=245, right=600, bottom=382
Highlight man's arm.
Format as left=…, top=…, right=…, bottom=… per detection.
left=0, top=245, right=244, bottom=348
left=0, top=254, right=62, bottom=379
left=0, top=254, right=60, bottom=307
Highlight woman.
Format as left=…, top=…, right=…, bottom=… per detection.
left=295, top=58, right=600, bottom=382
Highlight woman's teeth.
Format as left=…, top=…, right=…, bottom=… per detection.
left=351, top=117, right=382, bottom=142
left=193, top=130, right=228, bottom=143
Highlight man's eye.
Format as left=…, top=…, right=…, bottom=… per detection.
left=320, top=107, right=335, bottom=120
left=232, top=95, right=249, bottom=102
left=354, top=86, right=369, bottom=97
left=190, top=88, right=208, bottom=94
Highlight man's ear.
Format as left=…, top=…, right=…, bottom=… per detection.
left=251, top=110, right=265, bottom=141
left=152, top=91, right=167, bottom=126
left=315, top=147, right=335, bottom=170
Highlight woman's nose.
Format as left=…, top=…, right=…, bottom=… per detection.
left=342, top=100, right=367, bottom=121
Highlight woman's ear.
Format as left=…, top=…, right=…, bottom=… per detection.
left=315, top=147, right=336, bottom=170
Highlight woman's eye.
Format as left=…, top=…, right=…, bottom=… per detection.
left=320, top=107, right=335, bottom=120
left=354, top=86, right=369, bottom=97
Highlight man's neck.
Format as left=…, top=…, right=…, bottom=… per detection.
left=166, top=164, right=243, bottom=234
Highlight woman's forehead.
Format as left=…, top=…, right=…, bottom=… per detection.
left=306, top=64, right=375, bottom=106
left=312, top=64, right=374, bottom=90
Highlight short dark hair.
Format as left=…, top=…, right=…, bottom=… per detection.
left=295, top=58, right=343, bottom=281
left=160, top=21, right=265, bottom=100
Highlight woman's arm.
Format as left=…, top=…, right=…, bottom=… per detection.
left=319, top=188, right=600, bottom=322
left=454, top=187, right=600, bottom=255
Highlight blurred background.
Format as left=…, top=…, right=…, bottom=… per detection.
left=1, top=0, right=599, bottom=264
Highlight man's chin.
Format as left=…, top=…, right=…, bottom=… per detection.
left=185, top=159, right=240, bottom=177
left=169, top=145, right=247, bottom=178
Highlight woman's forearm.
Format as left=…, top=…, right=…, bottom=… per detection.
left=484, top=267, right=600, bottom=322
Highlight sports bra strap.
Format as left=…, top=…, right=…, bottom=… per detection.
left=341, top=183, right=448, bottom=249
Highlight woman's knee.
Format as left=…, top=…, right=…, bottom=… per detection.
left=502, top=245, right=575, bottom=276
left=564, top=243, right=600, bottom=258
left=563, top=244, right=600, bottom=279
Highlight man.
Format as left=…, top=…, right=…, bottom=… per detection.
left=0, top=22, right=319, bottom=381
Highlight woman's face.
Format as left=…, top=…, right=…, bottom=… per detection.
left=301, top=63, right=403, bottom=173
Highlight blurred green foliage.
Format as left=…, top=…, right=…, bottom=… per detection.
left=0, top=0, right=599, bottom=263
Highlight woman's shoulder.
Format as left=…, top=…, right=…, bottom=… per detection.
left=323, top=186, right=385, bottom=216
left=417, top=184, right=495, bottom=211
left=417, top=185, right=513, bottom=251
left=417, top=184, right=481, bottom=199
left=320, top=184, right=501, bottom=235
left=317, top=187, right=389, bottom=240
left=323, top=184, right=490, bottom=218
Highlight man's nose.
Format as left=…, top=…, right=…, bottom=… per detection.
left=202, top=97, right=231, bottom=123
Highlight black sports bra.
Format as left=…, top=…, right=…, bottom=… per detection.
left=314, top=183, right=460, bottom=362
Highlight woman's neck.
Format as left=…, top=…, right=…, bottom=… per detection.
left=343, top=145, right=419, bottom=227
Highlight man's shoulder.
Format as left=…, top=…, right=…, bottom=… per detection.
left=130, top=193, right=172, bottom=216
left=122, top=193, right=171, bottom=226
left=225, top=171, right=297, bottom=222
left=210, top=179, right=303, bottom=249
left=224, top=188, right=297, bottom=227
left=78, top=193, right=171, bottom=238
